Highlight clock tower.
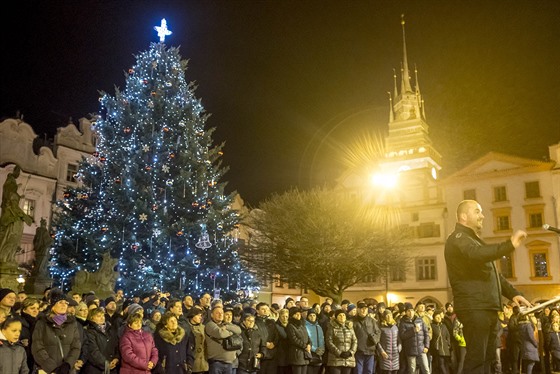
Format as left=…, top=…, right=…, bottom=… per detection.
left=379, top=16, right=443, bottom=206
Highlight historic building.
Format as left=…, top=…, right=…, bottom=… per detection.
left=334, top=19, right=560, bottom=308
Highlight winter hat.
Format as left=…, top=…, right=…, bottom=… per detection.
left=0, top=288, right=16, bottom=302
left=126, top=303, right=143, bottom=319
left=404, top=302, right=414, bottom=311
left=341, top=299, right=350, bottom=306
left=49, top=288, right=68, bottom=305
left=306, top=309, right=317, bottom=318
left=85, top=294, right=97, bottom=305
left=357, top=302, right=368, bottom=309
left=187, top=306, right=204, bottom=319
left=347, top=304, right=356, bottom=312
left=289, top=307, right=302, bottom=317
left=334, top=309, right=346, bottom=319
left=104, top=297, right=116, bottom=306
left=445, top=302, right=453, bottom=309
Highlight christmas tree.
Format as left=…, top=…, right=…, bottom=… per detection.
left=50, top=20, right=255, bottom=298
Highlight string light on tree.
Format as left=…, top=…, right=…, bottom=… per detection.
left=49, top=19, right=257, bottom=297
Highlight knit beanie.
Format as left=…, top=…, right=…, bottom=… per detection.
left=126, top=303, right=143, bottom=319
left=289, top=307, right=302, bottom=317
left=0, top=288, right=15, bottom=302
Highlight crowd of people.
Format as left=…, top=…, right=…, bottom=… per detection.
left=0, top=286, right=559, bottom=374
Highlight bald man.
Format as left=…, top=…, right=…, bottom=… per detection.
left=445, top=199, right=531, bottom=374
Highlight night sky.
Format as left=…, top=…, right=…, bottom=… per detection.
left=2, top=1, right=559, bottom=207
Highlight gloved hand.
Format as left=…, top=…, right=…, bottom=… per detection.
left=339, top=351, right=352, bottom=359
left=54, top=362, right=71, bottom=374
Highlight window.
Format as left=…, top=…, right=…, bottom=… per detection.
left=463, top=189, right=476, bottom=200
left=493, top=186, right=507, bottom=202
left=22, top=199, right=35, bottom=220
left=526, top=242, right=552, bottom=280
left=66, top=163, right=78, bottom=182
left=498, top=254, right=514, bottom=278
left=417, top=222, right=440, bottom=238
left=274, top=277, right=284, bottom=288
left=525, top=181, right=541, bottom=199
left=389, top=266, right=406, bottom=282
left=524, top=204, right=545, bottom=230
left=492, top=207, right=512, bottom=233
left=416, top=257, right=436, bottom=281
left=497, top=216, right=510, bottom=231
left=531, top=252, right=549, bottom=278
left=529, top=213, right=543, bottom=228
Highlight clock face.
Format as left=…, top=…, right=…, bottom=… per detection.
left=431, top=167, right=437, bottom=179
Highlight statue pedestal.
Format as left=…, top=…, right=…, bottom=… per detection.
left=30, top=276, right=53, bottom=296
left=0, top=262, right=21, bottom=290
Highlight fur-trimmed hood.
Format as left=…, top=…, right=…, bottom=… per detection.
left=157, top=326, right=185, bottom=345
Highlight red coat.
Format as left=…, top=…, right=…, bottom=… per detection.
left=119, top=326, right=158, bottom=374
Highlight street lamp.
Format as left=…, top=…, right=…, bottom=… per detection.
left=16, top=274, right=25, bottom=291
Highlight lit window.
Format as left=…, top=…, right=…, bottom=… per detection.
left=532, top=253, right=549, bottom=278
left=66, top=163, right=78, bottom=182
left=22, top=199, right=35, bottom=220
left=498, top=255, right=514, bottom=278
left=527, top=242, right=551, bottom=280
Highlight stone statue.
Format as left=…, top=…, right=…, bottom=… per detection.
left=33, top=217, right=53, bottom=277
left=0, top=166, right=33, bottom=263
left=71, top=251, right=119, bottom=298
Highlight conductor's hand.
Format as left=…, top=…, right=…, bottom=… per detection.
left=511, top=230, right=527, bottom=247
left=512, top=295, right=532, bottom=308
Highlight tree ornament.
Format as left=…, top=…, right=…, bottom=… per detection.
left=195, top=231, right=212, bottom=249
left=131, top=243, right=139, bottom=251
left=166, top=179, right=173, bottom=186
left=128, top=68, right=135, bottom=75
left=162, top=164, right=170, bottom=173
left=142, top=144, right=150, bottom=152
left=193, top=258, right=201, bottom=267
left=139, top=213, right=148, bottom=223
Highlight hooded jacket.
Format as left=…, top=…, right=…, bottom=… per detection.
left=0, top=338, right=29, bottom=374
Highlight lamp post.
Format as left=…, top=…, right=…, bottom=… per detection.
left=16, top=274, right=25, bottom=292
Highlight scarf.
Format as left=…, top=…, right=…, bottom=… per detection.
left=52, top=313, right=67, bottom=326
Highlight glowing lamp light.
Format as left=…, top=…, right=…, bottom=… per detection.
left=370, top=172, right=398, bottom=188
left=16, top=275, right=25, bottom=284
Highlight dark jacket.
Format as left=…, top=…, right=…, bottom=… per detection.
left=519, top=320, right=539, bottom=362
left=31, top=313, right=82, bottom=373
left=237, top=324, right=266, bottom=372
left=399, top=315, right=429, bottom=357
left=82, top=321, right=120, bottom=374
left=254, top=314, right=279, bottom=360
left=20, top=311, right=37, bottom=372
left=445, top=223, right=522, bottom=313
left=275, top=320, right=290, bottom=367
left=429, top=321, right=451, bottom=357
left=286, top=317, right=312, bottom=366
left=154, top=326, right=193, bottom=374
left=352, top=314, right=380, bottom=355
left=445, top=223, right=521, bottom=311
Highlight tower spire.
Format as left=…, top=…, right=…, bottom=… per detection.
left=401, top=15, right=413, bottom=93
left=393, top=68, right=398, bottom=98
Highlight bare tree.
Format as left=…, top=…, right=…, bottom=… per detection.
left=240, top=187, right=412, bottom=303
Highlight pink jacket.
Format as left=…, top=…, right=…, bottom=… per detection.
left=119, top=326, right=158, bottom=374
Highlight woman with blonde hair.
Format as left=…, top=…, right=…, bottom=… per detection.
left=276, top=308, right=291, bottom=374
